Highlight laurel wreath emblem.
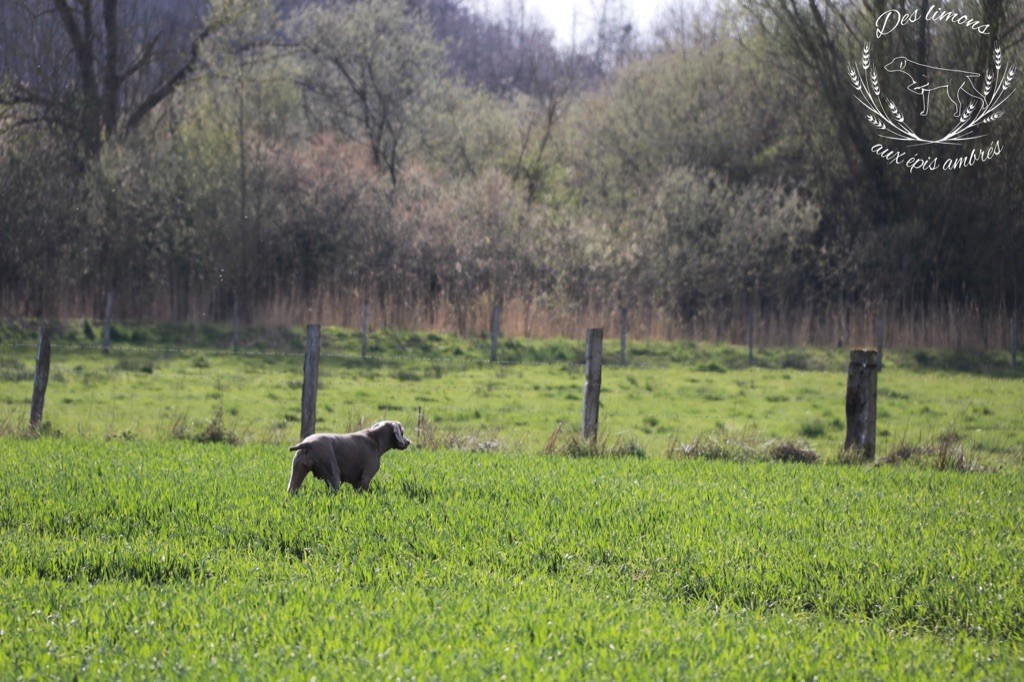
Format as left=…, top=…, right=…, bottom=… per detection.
left=849, top=44, right=1016, bottom=145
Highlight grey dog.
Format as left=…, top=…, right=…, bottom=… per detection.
left=287, top=420, right=410, bottom=493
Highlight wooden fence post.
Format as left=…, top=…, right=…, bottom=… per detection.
left=30, top=326, right=52, bottom=434
left=490, top=304, right=501, bottom=363
left=232, top=294, right=240, bottom=352
left=619, top=305, right=628, bottom=365
left=875, top=312, right=884, bottom=371
left=361, top=299, right=369, bottom=360
left=843, top=349, right=879, bottom=460
left=300, top=324, right=321, bottom=439
left=102, top=291, right=114, bottom=354
left=582, top=328, right=603, bottom=440
left=1012, top=314, right=1017, bottom=371
left=747, top=305, right=755, bottom=365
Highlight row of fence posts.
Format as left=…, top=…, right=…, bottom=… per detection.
left=22, top=313, right=1022, bottom=454
left=296, top=324, right=884, bottom=458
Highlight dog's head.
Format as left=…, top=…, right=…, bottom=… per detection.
left=371, top=420, right=411, bottom=451
left=884, top=57, right=907, bottom=73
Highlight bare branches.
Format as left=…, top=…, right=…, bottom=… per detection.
left=123, top=23, right=211, bottom=133
left=1, top=0, right=212, bottom=156
left=291, top=0, right=445, bottom=185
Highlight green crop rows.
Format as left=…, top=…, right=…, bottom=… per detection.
left=0, top=437, right=1022, bottom=678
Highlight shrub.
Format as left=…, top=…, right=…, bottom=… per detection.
left=194, top=406, right=240, bottom=444
left=170, top=406, right=240, bottom=445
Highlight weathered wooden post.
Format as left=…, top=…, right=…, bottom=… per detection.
left=232, top=294, right=240, bottom=352
left=747, top=305, right=755, bottom=365
left=843, top=349, right=879, bottom=460
left=1012, top=314, right=1017, bottom=371
left=875, top=312, right=884, bottom=371
left=582, top=328, right=603, bottom=440
left=619, top=305, right=628, bottom=365
left=490, top=304, right=501, bottom=363
left=300, top=324, right=321, bottom=439
left=361, top=299, right=369, bottom=360
left=102, top=291, right=114, bottom=354
left=29, top=326, right=52, bottom=434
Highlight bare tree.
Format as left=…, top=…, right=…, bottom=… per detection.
left=292, top=0, right=445, bottom=185
left=589, top=0, right=634, bottom=74
left=0, top=0, right=213, bottom=156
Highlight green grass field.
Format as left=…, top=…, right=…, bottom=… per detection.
left=1, top=322, right=1022, bottom=462
left=1, top=323, right=1023, bottom=678
left=1, top=439, right=1022, bottom=678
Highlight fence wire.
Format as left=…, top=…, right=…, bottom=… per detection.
left=1, top=341, right=600, bottom=369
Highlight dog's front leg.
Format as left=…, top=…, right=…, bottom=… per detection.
left=324, top=456, right=341, bottom=492
left=355, top=457, right=380, bottom=492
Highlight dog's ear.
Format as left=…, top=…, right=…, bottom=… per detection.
left=390, top=421, right=410, bottom=449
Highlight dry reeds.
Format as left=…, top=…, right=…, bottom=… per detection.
left=12, top=286, right=1021, bottom=352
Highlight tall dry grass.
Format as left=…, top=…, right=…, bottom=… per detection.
left=11, top=287, right=1020, bottom=351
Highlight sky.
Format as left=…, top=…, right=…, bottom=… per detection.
left=476, top=1, right=676, bottom=47
left=527, top=1, right=672, bottom=45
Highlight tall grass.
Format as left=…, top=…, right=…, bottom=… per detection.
left=19, top=288, right=1022, bottom=352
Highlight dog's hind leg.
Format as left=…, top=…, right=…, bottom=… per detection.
left=288, top=454, right=311, bottom=494
left=955, top=82, right=984, bottom=117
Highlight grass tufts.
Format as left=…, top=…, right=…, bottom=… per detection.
left=834, top=445, right=871, bottom=465
left=543, top=423, right=646, bottom=458
left=669, top=426, right=818, bottom=464
left=878, top=430, right=978, bottom=472
left=767, top=439, right=820, bottom=464
left=414, top=409, right=502, bottom=452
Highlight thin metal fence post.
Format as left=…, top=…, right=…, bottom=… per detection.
left=582, top=328, right=603, bottom=440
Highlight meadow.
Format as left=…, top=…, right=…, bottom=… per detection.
left=0, top=323, right=1023, bottom=678
left=1, top=321, right=1022, bottom=461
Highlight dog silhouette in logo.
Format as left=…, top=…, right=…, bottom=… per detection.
left=884, top=57, right=985, bottom=117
